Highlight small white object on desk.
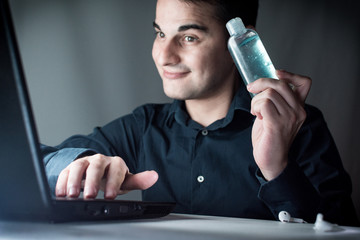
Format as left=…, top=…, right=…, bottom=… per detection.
left=278, top=210, right=307, bottom=223
left=313, top=213, right=343, bottom=232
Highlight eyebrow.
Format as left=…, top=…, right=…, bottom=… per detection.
left=153, top=21, right=208, bottom=33
left=178, top=24, right=208, bottom=32
left=153, top=22, right=161, bottom=30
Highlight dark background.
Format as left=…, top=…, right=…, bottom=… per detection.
left=9, top=0, right=360, bottom=220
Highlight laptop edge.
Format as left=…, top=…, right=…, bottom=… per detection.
left=0, top=0, right=175, bottom=222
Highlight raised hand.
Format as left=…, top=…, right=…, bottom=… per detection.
left=247, top=70, right=311, bottom=180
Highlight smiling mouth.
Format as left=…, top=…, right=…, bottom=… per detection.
left=163, top=70, right=190, bottom=79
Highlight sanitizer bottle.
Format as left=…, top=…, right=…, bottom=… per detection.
left=226, top=17, right=277, bottom=97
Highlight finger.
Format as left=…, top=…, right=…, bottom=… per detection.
left=119, top=170, right=159, bottom=193
left=251, top=96, right=281, bottom=125
left=251, top=87, right=291, bottom=119
left=276, top=70, right=312, bottom=103
left=83, top=155, right=109, bottom=199
left=66, top=159, right=89, bottom=198
left=56, top=168, right=69, bottom=197
left=104, top=157, right=128, bottom=199
left=248, top=78, right=298, bottom=111
left=250, top=80, right=306, bottom=134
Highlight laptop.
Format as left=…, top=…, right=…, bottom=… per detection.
left=0, top=0, right=175, bottom=222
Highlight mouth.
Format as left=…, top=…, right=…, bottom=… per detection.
left=163, top=70, right=190, bottom=79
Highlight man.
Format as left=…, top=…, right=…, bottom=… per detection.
left=43, top=0, right=358, bottom=226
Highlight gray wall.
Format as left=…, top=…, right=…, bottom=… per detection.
left=10, top=0, right=168, bottom=146
left=257, top=0, right=360, bottom=220
left=10, top=0, right=360, bottom=218
left=10, top=0, right=165, bottom=201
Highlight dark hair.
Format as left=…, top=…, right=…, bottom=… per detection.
left=180, top=0, right=259, bottom=27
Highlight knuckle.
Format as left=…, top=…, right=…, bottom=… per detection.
left=299, top=74, right=312, bottom=86
left=71, top=159, right=88, bottom=169
left=256, top=77, right=268, bottom=85
left=91, top=153, right=105, bottom=161
left=113, top=156, right=128, bottom=170
left=89, top=159, right=104, bottom=170
left=88, top=154, right=109, bottom=167
left=262, top=98, right=274, bottom=108
left=112, top=156, right=124, bottom=164
left=278, top=80, right=292, bottom=91
left=264, top=88, right=277, bottom=98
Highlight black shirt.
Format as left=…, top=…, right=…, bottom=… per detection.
left=43, top=86, right=359, bottom=226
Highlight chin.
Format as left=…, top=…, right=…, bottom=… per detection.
left=162, top=80, right=201, bottom=100
left=164, top=92, right=186, bottom=100
left=164, top=89, right=192, bottom=100
left=162, top=85, right=183, bottom=100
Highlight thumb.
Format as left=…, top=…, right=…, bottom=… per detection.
left=119, top=170, right=158, bottom=193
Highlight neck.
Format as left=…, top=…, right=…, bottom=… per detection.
left=185, top=80, right=239, bottom=127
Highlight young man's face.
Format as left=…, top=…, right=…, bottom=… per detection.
left=152, top=0, right=236, bottom=101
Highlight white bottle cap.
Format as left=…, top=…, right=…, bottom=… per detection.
left=226, top=17, right=246, bottom=36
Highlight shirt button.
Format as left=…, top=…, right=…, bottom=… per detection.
left=201, top=129, right=208, bottom=136
left=197, top=176, right=205, bottom=183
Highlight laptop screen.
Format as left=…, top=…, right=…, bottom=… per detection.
left=0, top=0, right=57, bottom=218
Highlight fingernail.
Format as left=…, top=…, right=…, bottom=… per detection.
left=105, top=189, right=116, bottom=199
left=56, top=188, right=65, bottom=196
left=247, top=83, right=252, bottom=89
left=68, top=187, right=78, bottom=197
left=84, top=186, right=95, bottom=198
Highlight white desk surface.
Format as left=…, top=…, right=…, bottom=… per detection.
left=1, top=214, right=360, bottom=240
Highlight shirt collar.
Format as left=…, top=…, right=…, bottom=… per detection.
left=231, top=84, right=252, bottom=112
left=166, top=85, right=252, bottom=129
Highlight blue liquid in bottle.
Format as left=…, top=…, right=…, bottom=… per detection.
left=226, top=18, right=277, bottom=97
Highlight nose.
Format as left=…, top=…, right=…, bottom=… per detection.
left=153, top=38, right=180, bottom=67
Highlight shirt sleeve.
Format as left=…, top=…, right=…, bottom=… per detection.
left=256, top=105, right=359, bottom=226
left=42, top=112, right=143, bottom=195
left=42, top=145, right=97, bottom=195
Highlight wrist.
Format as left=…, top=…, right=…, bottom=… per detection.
left=260, top=161, right=288, bottom=181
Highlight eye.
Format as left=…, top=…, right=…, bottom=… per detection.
left=155, top=31, right=165, bottom=39
left=184, top=35, right=198, bottom=42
